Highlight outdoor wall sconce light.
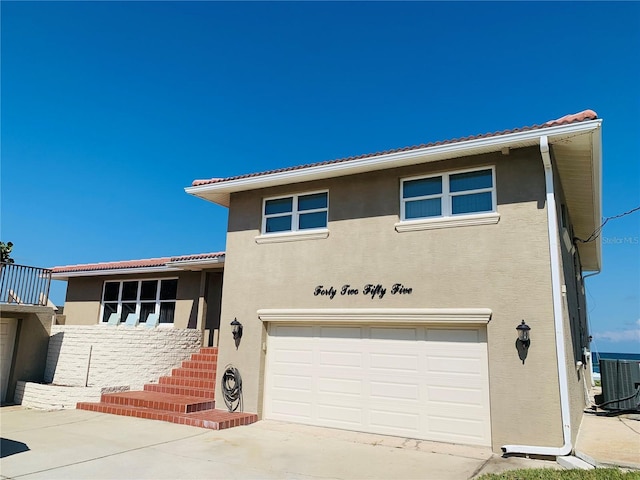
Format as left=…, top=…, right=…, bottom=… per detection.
left=516, top=320, right=531, bottom=364
left=516, top=320, right=531, bottom=347
left=231, top=318, right=243, bottom=349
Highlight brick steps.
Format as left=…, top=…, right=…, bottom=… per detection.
left=158, top=376, right=215, bottom=389
left=144, top=383, right=214, bottom=399
left=77, top=402, right=257, bottom=430
left=101, top=390, right=215, bottom=413
left=76, top=346, right=257, bottom=430
left=190, top=353, right=218, bottom=362
left=171, top=367, right=216, bottom=380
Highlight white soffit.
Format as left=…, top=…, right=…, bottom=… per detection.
left=552, top=128, right=602, bottom=271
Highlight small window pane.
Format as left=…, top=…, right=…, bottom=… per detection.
left=265, top=197, right=293, bottom=215
left=299, top=211, right=327, bottom=230
left=298, top=193, right=327, bottom=211
left=140, top=280, right=158, bottom=301
left=160, top=302, right=175, bottom=324
left=139, top=303, right=156, bottom=323
left=102, top=303, right=118, bottom=323
left=450, top=169, right=492, bottom=192
left=160, top=279, right=178, bottom=300
left=405, top=198, right=442, bottom=219
left=103, top=282, right=120, bottom=302
left=452, top=192, right=493, bottom=214
left=122, top=281, right=138, bottom=301
left=266, top=215, right=292, bottom=233
left=403, top=177, right=442, bottom=199
left=122, top=303, right=136, bottom=322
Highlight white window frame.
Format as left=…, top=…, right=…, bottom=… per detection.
left=257, top=190, right=329, bottom=243
left=396, top=166, right=499, bottom=232
left=99, top=277, right=178, bottom=326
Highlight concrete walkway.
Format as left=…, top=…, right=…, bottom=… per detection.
left=575, top=412, right=640, bottom=470
left=0, top=407, right=558, bottom=480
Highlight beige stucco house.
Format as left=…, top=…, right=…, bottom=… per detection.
left=48, top=110, right=601, bottom=456
left=183, top=110, right=602, bottom=455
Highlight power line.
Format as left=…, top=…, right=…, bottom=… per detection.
left=574, top=205, right=640, bottom=244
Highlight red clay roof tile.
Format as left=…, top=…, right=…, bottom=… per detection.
left=191, top=109, right=598, bottom=188
left=51, top=252, right=225, bottom=274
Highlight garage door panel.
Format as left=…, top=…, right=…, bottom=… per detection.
left=270, top=399, right=313, bottom=419
left=429, top=416, right=486, bottom=440
left=266, top=324, right=491, bottom=447
left=317, top=404, right=363, bottom=426
left=427, top=355, right=485, bottom=375
left=427, top=385, right=486, bottom=407
left=370, top=352, right=420, bottom=372
left=273, top=348, right=314, bottom=366
left=370, top=327, right=419, bottom=341
left=273, top=325, right=315, bottom=338
left=319, top=350, right=363, bottom=368
left=318, top=377, right=362, bottom=395
left=319, top=326, right=362, bottom=339
left=370, top=409, right=421, bottom=433
left=370, top=380, right=420, bottom=401
left=271, top=373, right=313, bottom=392
left=1, top=318, right=17, bottom=403
left=426, top=329, right=480, bottom=342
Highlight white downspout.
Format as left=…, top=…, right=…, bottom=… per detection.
left=501, top=135, right=573, bottom=457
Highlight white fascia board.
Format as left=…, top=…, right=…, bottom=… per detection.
left=185, top=120, right=602, bottom=207
left=51, top=265, right=184, bottom=280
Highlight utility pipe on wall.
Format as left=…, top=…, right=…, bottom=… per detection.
left=501, top=135, right=573, bottom=457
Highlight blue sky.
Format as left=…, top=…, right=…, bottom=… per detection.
left=2, top=2, right=639, bottom=353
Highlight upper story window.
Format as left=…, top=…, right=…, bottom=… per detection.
left=401, top=167, right=496, bottom=221
left=262, top=191, right=328, bottom=234
left=101, top=278, right=178, bottom=325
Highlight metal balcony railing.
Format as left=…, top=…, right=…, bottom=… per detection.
left=0, top=262, right=52, bottom=306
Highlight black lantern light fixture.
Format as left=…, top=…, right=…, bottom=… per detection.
left=516, top=320, right=531, bottom=347
left=230, top=318, right=243, bottom=342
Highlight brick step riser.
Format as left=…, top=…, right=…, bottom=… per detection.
left=172, top=368, right=216, bottom=380
left=190, top=353, right=218, bottom=362
left=144, top=384, right=215, bottom=399
left=199, top=347, right=218, bottom=355
left=76, top=402, right=257, bottom=430
left=158, top=377, right=216, bottom=389
left=181, top=360, right=217, bottom=370
left=99, top=394, right=215, bottom=413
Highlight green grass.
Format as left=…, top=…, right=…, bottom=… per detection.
left=477, top=468, right=640, bottom=480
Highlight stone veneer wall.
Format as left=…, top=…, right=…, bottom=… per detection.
left=44, top=325, right=202, bottom=390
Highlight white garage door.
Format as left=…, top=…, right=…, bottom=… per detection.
left=264, top=324, right=491, bottom=446
left=1, top=318, right=18, bottom=403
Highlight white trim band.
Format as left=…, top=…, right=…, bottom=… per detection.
left=258, top=308, right=492, bottom=324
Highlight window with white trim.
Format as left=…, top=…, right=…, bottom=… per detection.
left=262, top=191, right=328, bottom=234
left=101, top=278, right=178, bottom=324
left=401, top=167, right=496, bottom=221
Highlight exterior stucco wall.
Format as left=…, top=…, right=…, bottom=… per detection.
left=217, top=147, right=564, bottom=452
left=62, top=271, right=210, bottom=330
left=553, top=166, right=591, bottom=444
left=1, top=306, right=54, bottom=402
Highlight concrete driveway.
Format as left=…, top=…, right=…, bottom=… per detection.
left=0, top=406, right=557, bottom=479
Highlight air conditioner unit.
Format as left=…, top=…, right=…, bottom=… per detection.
left=599, top=359, right=640, bottom=411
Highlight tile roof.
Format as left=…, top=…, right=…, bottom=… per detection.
left=191, top=109, right=598, bottom=188
left=51, top=252, right=225, bottom=274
